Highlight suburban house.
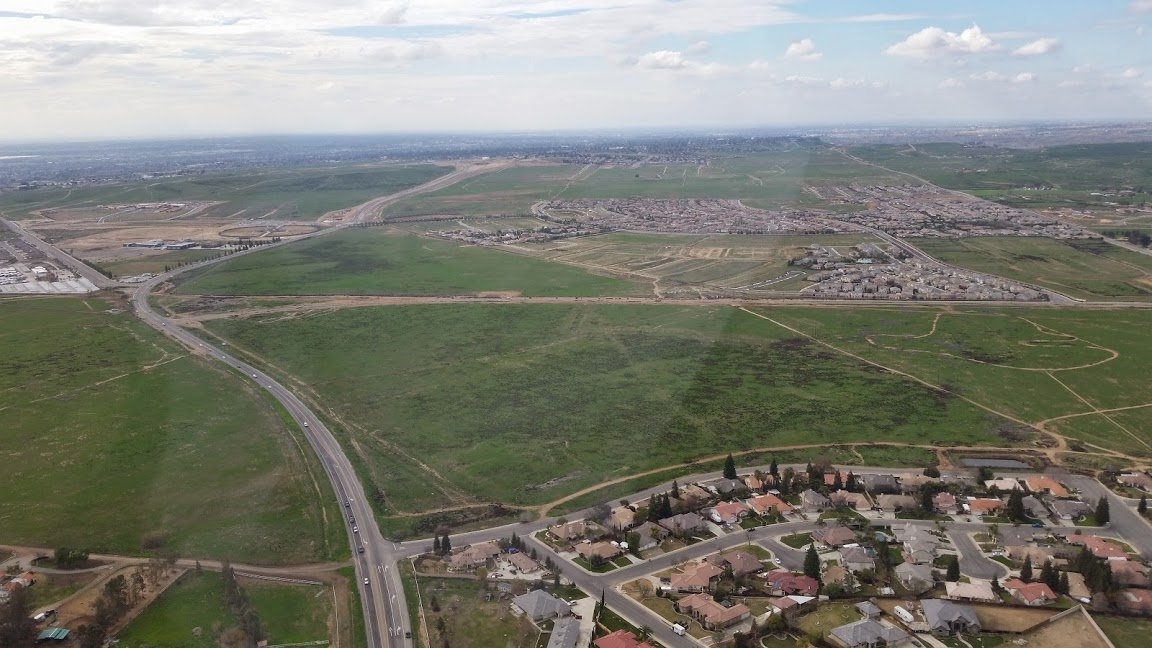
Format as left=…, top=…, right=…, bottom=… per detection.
left=709, top=500, right=749, bottom=526
left=1050, top=499, right=1091, bottom=521
left=856, top=601, right=881, bottom=620
left=671, top=562, right=724, bottom=593
left=1111, top=560, right=1150, bottom=587
left=862, top=474, right=900, bottom=494
left=984, top=478, right=1022, bottom=491
left=1067, top=534, right=1128, bottom=560
left=999, top=527, right=1042, bottom=548
left=1119, top=472, right=1152, bottom=492
left=921, top=599, right=981, bottom=635
left=944, top=580, right=997, bottom=602
left=547, top=617, right=582, bottom=648
left=933, top=492, right=959, bottom=515
left=802, top=489, right=832, bottom=512
left=965, top=497, right=1003, bottom=517
left=507, top=552, right=541, bottom=574
left=512, top=590, right=571, bottom=621
left=831, top=490, right=871, bottom=510
left=448, top=541, right=501, bottom=571
left=631, top=521, right=668, bottom=551
left=746, top=493, right=793, bottom=516
left=1003, top=579, right=1056, bottom=606
left=551, top=520, right=594, bottom=542
left=823, top=471, right=851, bottom=488
left=894, top=563, right=934, bottom=594
left=711, top=478, right=745, bottom=496
left=594, top=630, right=655, bottom=648
left=898, top=474, right=938, bottom=495
left=1025, top=476, right=1069, bottom=497
left=658, top=512, right=705, bottom=537
left=575, top=541, right=621, bottom=562
left=828, top=619, right=911, bottom=648
left=840, top=546, right=875, bottom=573
left=674, top=593, right=751, bottom=630
left=1006, top=546, right=1057, bottom=568
left=744, top=474, right=769, bottom=492
left=770, top=594, right=817, bottom=616
left=1021, top=495, right=1049, bottom=519
left=813, top=525, right=858, bottom=549
left=894, top=523, right=940, bottom=565
left=875, top=494, right=918, bottom=512
left=1121, top=588, right=1152, bottom=614
left=674, top=484, right=712, bottom=507
left=705, top=550, right=764, bottom=577
left=765, top=570, right=820, bottom=596
left=607, top=506, right=636, bottom=530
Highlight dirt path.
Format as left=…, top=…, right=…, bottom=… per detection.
left=1045, top=372, right=1152, bottom=451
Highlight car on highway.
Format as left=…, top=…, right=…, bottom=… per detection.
left=344, top=500, right=351, bottom=508
left=358, top=546, right=365, bottom=554
left=252, top=373, right=257, bottom=378
left=303, top=422, right=309, bottom=427
left=353, top=526, right=358, bottom=533
left=363, top=577, right=369, bottom=585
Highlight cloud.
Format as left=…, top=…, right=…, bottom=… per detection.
left=938, top=78, right=964, bottom=88
left=784, top=75, right=824, bottom=84
left=840, top=14, right=924, bottom=23
left=1131, top=0, right=1152, bottom=12
left=829, top=77, right=886, bottom=90
left=885, top=24, right=998, bottom=58
left=686, top=40, right=710, bottom=55
left=1013, top=38, right=1061, bottom=56
left=636, top=50, right=687, bottom=69
left=747, top=59, right=772, bottom=72
left=1121, top=67, right=1144, bottom=78
left=377, top=4, right=407, bottom=25
left=784, top=38, right=822, bottom=61
left=969, top=71, right=1035, bottom=83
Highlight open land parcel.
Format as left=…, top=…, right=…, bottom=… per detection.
left=0, top=296, right=337, bottom=563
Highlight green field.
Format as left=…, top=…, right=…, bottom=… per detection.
left=416, top=575, right=538, bottom=648
left=174, top=229, right=649, bottom=296
left=383, top=150, right=914, bottom=217
left=850, top=142, right=1152, bottom=210
left=0, top=297, right=336, bottom=563
left=202, top=303, right=1012, bottom=525
left=0, top=164, right=452, bottom=221
left=516, top=232, right=880, bottom=294
left=761, top=305, right=1152, bottom=456
left=913, top=237, right=1152, bottom=301
left=117, top=571, right=331, bottom=648
left=1095, top=615, right=1152, bottom=648
left=102, top=249, right=223, bottom=277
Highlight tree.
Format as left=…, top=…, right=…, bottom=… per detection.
left=0, top=587, right=37, bottom=648
left=647, top=494, right=660, bottom=522
left=433, top=535, right=441, bottom=554
left=1020, top=558, right=1033, bottom=583
left=978, top=467, right=994, bottom=482
left=946, top=556, right=961, bottom=582
left=626, top=532, right=641, bottom=557
left=1058, top=571, right=1070, bottom=595
left=991, top=576, right=1001, bottom=593
left=54, top=547, right=89, bottom=569
left=1139, top=494, right=1148, bottom=516
left=1095, top=497, right=1111, bottom=525
left=803, top=544, right=821, bottom=581
left=769, top=456, right=779, bottom=478
left=832, top=471, right=843, bottom=492
left=845, top=471, right=858, bottom=493
left=1040, top=560, right=1059, bottom=592
left=923, top=466, right=941, bottom=478
left=1006, top=490, right=1027, bottom=523
left=441, top=534, right=452, bottom=555
left=76, top=625, right=105, bottom=648
left=671, top=480, right=680, bottom=499
left=723, top=453, right=737, bottom=480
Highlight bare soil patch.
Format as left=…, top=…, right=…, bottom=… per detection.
left=219, top=225, right=319, bottom=238
left=1024, top=608, right=1110, bottom=648
left=973, top=604, right=1057, bottom=632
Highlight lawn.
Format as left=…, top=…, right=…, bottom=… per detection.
left=0, top=297, right=337, bottom=563
left=1095, top=614, right=1152, bottom=648
left=383, top=150, right=913, bottom=217
left=913, top=237, right=1152, bottom=301
left=762, top=305, right=1152, bottom=453
left=203, top=302, right=1006, bottom=521
left=794, top=601, right=859, bottom=638
left=174, top=229, right=647, bottom=296
left=780, top=533, right=813, bottom=549
left=417, top=575, right=538, bottom=648
left=0, top=164, right=453, bottom=221
left=116, top=570, right=330, bottom=648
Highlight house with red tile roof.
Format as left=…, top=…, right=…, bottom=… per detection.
left=709, top=500, right=749, bottom=526
left=933, top=492, right=959, bottom=515
left=1024, top=476, right=1069, bottom=498
left=670, top=562, right=724, bottom=593
left=813, top=525, right=857, bottom=548
left=594, top=630, right=655, bottom=648
left=1121, top=588, right=1152, bottom=614
left=1066, top=534, right=1128, bottom=560
left=1003, top=579, right=1057, bottom=606
left=674, top=593, right=751, bottom=630
left=965, top=497, right=1003, bottom=517
left=765, top=570, right=820, bottom=596
left=746, top=493, right=793, bottom=516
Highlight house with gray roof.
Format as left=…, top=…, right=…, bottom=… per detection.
left=657, top=512, right=705, bottom=537
left=1021, top=495, right=1048, bottom=519
left=828, top=619, right=911, bottom=648
left=855, top=601, right=881, bottom=619
left=894, top=562, right=934, bottom=594
left=801, top=489, right=832, bottom=512
left=631, top=521, right=668, bottom=551
left=840, top=546, right=875, bottom=573
left=546, top=617, right=581, bottom=648
left=512, top=590, right=571, bottom=621
left=921, top=599, right=980, bottom=636
left=1050, top=499, right=1090, bottom=521
left=862, top=474, right=900, bottom=494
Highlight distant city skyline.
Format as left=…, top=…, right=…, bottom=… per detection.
left=2, top=0, right=1150, bottom=140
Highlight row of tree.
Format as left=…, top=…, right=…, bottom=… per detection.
left=220, top=561, right=265, bottom=648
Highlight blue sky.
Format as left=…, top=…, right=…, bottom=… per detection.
left=0, top=0, right=1149, bottom=139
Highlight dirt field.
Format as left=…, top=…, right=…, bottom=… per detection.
left=54, top=564, right=183, bottom=634
left=1023, top=608, right=1111, bottom=648
left=972, top=604, right=1057, bottom=632
left=219, top=225, right=319, bottom=238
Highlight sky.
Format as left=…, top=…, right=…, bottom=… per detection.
left=1, top=0, right=1151, bottom=140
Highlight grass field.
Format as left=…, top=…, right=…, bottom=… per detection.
left=913, top=237, right=1152, bottom=301
left=517, top=232, right=880, bottom=294
left=0, top=297, right=337, bottom=563
left=0, top=164, right=452, bottom=221
left=850, top=142, right=1152, bottom=211
left=202, top=303, right=1010, bottom=521
left=1094, top=615, right=1152, bottom=648
left=416, top=575, right=538, bottom=648
left=382, top=150, right=914, bottom=217
left=174, top=229, right=649, bottom=296
left=116, top=571, right=331, bottom=648
left=761, top=305, right=1152, bottom=456
left=101, top=249, right=222, bottom=277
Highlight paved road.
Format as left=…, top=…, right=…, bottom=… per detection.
left=2, top=217, right=118, bottom=288
left=950, top=530, right=1006, bottom=580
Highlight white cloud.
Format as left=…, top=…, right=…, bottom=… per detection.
left=1131, top=0, right=1152, bottom=12
left=1072, top=64, right=1096, bottom=73
left=784, top=38, right=822, bottom=61
left=784, top=75, right=824, bottom=84
left=686, top=40, right=710, bottom=55
left=1013, top=37, right=1060, bottom=56
left=938, top=78, right=964, bottom=88
left=970, top=71, right=1035, bottom=83
left=377, top=4, right=408, bottom=25
left=885, top=24, right=998, bottom=58
left=1122, top=67, right=1144, bottom=78
left=636, top=50, right=686, bottom=69
left=829, top=77, right=886, bottom=90
left=747, top=59, right=772, bottom=72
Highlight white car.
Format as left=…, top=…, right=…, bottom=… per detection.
left=363, top=577, right=370, bottom=585
left=303, top=422, right=309, bottom=427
